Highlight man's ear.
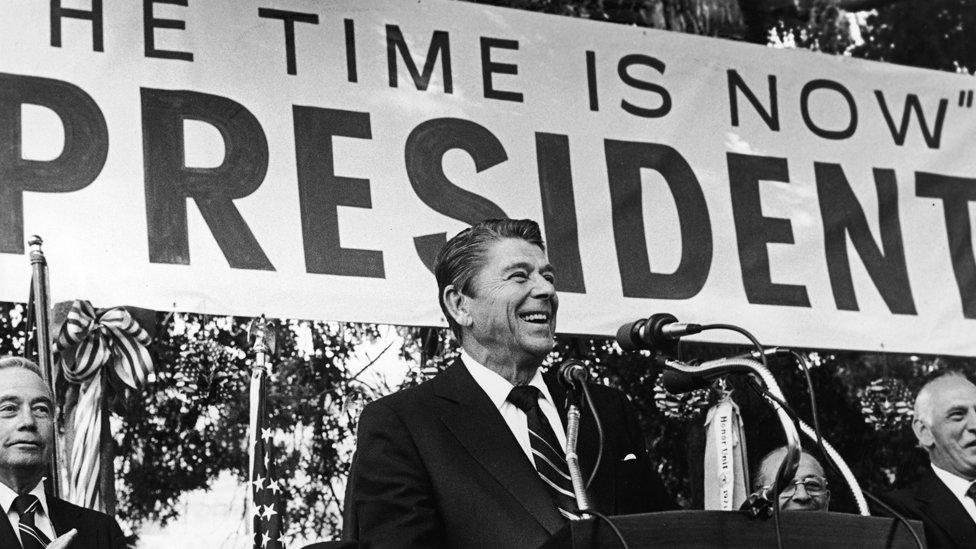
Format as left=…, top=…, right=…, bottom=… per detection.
left=443, top=285, right=473, bottom=329
left=913, top=418, right=935, bottom=448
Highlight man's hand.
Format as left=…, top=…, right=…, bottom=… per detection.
left=48, top=528, right=78, bottom=549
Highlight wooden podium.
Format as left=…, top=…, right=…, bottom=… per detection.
left=540, top=511, right=925, bottom=548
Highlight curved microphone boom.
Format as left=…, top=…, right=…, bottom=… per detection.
left=615, top=313, right=702, bottom=352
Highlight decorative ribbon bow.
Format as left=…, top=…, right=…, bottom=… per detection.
left=55, top=300, right=154, bottom=511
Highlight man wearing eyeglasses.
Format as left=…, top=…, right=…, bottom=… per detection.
left=752, top=447, right=831, bottom=511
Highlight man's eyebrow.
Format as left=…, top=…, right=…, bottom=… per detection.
left=944, top=405, right=968, bottom=416
left=31, top=396, right=53, bottom=406
left=503, top=261, right=555, bottom=273
left=503, top=260, right=532, bottom=270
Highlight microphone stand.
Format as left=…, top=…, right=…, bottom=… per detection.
left=563, top=385, right=591, bottom=514
left=660, top=356, right=801, bottom=515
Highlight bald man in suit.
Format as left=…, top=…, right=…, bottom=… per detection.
left=881, top=371, right=976, bottom=549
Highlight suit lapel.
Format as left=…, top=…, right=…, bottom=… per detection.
left=0, top=508, right=19, bottom=549
left=916, top=470, right=976, bottom=548
left=434, top=361, right=564, bottom=535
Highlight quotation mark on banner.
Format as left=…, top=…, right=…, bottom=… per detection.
left=959, top=90, right=974, bottom=108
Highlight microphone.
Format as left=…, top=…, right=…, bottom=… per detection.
left=615, top=313, right=702, bottom=352
left=557, top=359, right=588, bottom=389
left=660, top=369, right=713, bottom=394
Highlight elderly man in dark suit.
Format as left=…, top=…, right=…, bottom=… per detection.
left=0, top=356, right=125, bottom=549
left=343, top=218, right=674, bottom=548
left=881, top=371, right=976, bottom=549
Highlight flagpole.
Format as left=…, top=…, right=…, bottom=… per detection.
left=28, top=235, right=63, bottom=499
left=247, top=317, right=275, bottom=540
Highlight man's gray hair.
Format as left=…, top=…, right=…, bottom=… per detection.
left=913, top=370, right=970, bottom=427
left=0, top=355, right=44, bottom=377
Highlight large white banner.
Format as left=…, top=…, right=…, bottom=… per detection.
left=1, top=0, right=974, bottom=355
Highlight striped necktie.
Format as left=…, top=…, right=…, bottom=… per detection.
left=507, top=385, right=580, bottom=520
left=12, top=494, right=50, bottom=549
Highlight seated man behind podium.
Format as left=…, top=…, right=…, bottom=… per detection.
left=752, top=446, right=830, bottom=512
left=880, top=371, right=976, bottom=549
left=0, top=356, right=125, bottom=549
left=344, top=219, right=674, bottom=548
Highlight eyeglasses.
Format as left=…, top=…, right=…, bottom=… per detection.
left=766, top=476, right=829, bottom=499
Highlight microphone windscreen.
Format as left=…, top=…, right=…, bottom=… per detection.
left=557, top=360, right=587, bottom=388
left=660, top=370, right=712, bottom=395
left=615, top=320, right=641, bottom=351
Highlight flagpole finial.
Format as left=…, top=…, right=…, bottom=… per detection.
left=248, top=317, right=278, bottom=359
left=28, top=236, right=47, bottom=266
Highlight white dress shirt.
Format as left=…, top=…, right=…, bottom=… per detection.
left=931, top=464, right=976, bottom=524
left=0, top=479, right=56, bottom=544
left=460, top=350, right=568, bottom=466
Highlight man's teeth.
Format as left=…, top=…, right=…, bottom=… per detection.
left=520, top=313, right=549, bottom=323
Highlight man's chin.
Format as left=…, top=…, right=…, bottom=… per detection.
left=7, top=449, right=46, bottom=467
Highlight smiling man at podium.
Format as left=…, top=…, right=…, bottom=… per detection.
left=342, top=219, right=675, bottom=548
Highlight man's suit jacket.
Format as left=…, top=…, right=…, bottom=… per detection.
left=343, top=360, right=675, bottom=549
left=0, top=496, right=125, bottom=549
left=880, top=469, right=976, bottom=549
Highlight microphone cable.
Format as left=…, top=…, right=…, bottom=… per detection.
left=579, top=379, right=604, bottom=489
left=577, top=508, right=629, bottom=549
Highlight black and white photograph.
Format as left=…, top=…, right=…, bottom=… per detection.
left=1, top=0, right=974, bottom=547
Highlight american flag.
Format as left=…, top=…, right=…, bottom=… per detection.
left=252, top=426, right=286, bottom=549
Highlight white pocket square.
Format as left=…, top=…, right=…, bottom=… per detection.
left=622, top=453, right=637, bottom=461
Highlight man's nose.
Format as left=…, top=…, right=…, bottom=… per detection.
left=15, top=406, right=39, bottom=430
left=530, top=274, right=556, bottom=298
left=965, top=409, right=976, bottom=431
left=791, top=483, right=812, bottom=502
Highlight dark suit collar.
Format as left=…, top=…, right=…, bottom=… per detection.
left=432, top=360, right=565, bottom=535
left=0, top=509, right=17, bottom=549
left=46, top=496, right=78, bottom=537
left=0, top=484, right=72, bottom=546
left=916, top=468, right=976, bottom=547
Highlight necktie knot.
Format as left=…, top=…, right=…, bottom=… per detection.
left=967, top=482, right=976, bottom=501
left=12, top=494, right=39, bottom=517
left=507, top=385, right=541, bottom=413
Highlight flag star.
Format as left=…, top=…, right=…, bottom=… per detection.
left=267, top=479, right=281, bottom=494
left=261, top=427, right=273, bottom=440
left=261, top=505, right=277, bottom=520
left=252, top=475, right=266, bottom=491
left=256, top=533, right=267, bottom=547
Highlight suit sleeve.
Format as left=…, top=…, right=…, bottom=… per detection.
left=107, top=515, right=125, bottom=549
left=344, top=400, right=445, bottom=548
left=614, top=389, right=678, bottom=513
